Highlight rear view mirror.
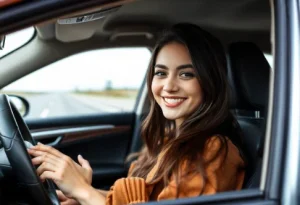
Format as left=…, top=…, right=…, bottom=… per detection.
left=0, top=35, right=5, bottom=50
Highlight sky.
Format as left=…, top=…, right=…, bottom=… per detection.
left=2, top=28, right=151, bottom=92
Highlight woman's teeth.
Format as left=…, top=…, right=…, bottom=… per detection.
left=164, top=98, right=185, bottom=104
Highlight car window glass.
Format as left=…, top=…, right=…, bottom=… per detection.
left=0, top=27, right=35, bottom=58
left=2, top=47, right=151, bottom=119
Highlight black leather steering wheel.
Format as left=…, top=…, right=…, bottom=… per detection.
left=0, top=94, right=59, bottom=204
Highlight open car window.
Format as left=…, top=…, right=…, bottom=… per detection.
left=2, top=47, right=151, bottom=119
left=0, top=27, right=35, bottom=58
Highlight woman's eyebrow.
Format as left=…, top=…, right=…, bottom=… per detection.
left=154, top=64, right=168, bottom=69
left=177, top=64, right=194, bottom=70
left=154, top=64, right=194, bottom=70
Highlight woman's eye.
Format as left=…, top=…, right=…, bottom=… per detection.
left=180, top=72, right=195, bottom=78
left=154, top=71, right=166, bottom=77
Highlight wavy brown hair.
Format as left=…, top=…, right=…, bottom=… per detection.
left=130, top=23, right=246, bottom=196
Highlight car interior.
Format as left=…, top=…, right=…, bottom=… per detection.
left=0, top=0, right=273, bottom=204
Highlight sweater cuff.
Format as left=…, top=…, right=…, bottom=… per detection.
left=106, top=177, right=149, bottom=205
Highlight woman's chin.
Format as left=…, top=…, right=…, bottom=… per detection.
left=162, top=114, right=180, bottom=121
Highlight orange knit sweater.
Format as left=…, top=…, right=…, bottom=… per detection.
left=106, top=136, right=245, bottom=205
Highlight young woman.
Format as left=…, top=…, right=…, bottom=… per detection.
left=28, top=23, right=246, bottom=205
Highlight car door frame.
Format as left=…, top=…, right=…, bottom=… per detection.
left=0, top=0, right=299, bottom=204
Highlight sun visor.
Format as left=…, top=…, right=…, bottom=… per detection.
left=56, top=6, right=121, bottom=42
left=55, top=20, right=102, bottom=42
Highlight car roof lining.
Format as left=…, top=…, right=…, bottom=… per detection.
left=36, top=0, right=271, bottom=50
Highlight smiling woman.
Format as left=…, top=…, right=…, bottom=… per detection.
left=27, top=23, right=246, bottom=205
left=152, top=42, right=203, bottom=127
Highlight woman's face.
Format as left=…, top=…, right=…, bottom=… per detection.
left=151, top=42, right=203, bottom=127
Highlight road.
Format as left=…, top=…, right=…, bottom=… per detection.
left=24, top=93, right=135, bottom=119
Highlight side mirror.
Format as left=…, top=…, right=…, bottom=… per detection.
left=9, top=95, right=30, bottom=117
left=0, top=35, right=5, bottom=50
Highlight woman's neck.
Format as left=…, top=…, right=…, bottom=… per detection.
left=175, top=119, right=183, bottom=128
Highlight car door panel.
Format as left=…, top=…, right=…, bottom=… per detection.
left=142, top=190, right=277, bottom=205
left=25, top=112, right=135, bottom=190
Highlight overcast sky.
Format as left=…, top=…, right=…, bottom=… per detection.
left=2, top=28, right=151, bottom=92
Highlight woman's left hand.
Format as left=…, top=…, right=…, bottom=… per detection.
left=28, top=143, right=90, bottom=199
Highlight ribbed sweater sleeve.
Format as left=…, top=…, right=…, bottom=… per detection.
left=106, top=177, right=149, bottom=205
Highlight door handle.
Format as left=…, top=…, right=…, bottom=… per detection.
left=38, top=136, right=63, bottom=146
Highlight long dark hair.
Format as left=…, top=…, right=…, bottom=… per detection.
left=130, top=23, right=245, bottom=195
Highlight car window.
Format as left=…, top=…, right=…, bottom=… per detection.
left=0, top=27, right=35, bottom=58
left=2, top=47, right=151, bottom=119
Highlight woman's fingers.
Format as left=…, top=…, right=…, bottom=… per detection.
left=78, top=155, right=92, bottom=170
left=61, top=200, right=80, bottom=205
left=57, top=190, right=81, bottom=205
left=31, top=152, right=61, bottom=166
left=31, top=143, right=64, bottom=158
left=28, top=149, right=61, bottom=162
left=56, top=190, right=68, bottom=201
left=77, top=154, right=93, bottom=184
left=36, top=162, right=58, bottom=176
left=27, top=149, right=47, bottom=157
left=39, top=170, right=56, bottom=182
left=28, top=144, right=90, bottom=199
left=39, top=169, right=68, bottom=184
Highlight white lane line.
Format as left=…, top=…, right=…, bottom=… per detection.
left=40, top=108, right=49, bottom=118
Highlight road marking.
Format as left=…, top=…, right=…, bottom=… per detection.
left=40, top=108, right=49, bottom=118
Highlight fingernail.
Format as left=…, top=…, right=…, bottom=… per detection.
left=37, top=142, right=43, bottom=145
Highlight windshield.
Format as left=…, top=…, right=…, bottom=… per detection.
left=0, top=27, right=35, bottom=58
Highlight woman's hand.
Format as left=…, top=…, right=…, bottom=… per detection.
left=28, top=143, right=91, bottom=199
left=75, top=154, right=93, bottom=185
left=55, top=156, right=93, bottom=204
left=56, top=190, right=80, bottom=205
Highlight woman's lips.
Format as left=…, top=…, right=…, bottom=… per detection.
left=163, top=97, right=186, bottom=108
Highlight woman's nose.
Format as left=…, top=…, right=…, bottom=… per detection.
left=163, top=77, right=179, bottom=92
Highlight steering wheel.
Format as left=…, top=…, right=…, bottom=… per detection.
left=0, top=94, right=59, bottom=204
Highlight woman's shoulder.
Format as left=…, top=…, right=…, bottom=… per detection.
left=203, top=135, right=245, bottom=167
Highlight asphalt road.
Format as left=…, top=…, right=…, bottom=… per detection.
left=24, top=93, right=135, bottom=119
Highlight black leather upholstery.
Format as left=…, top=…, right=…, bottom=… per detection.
left=236, top=117, right=264, bottom=188
left=229, top=42, right=270, bottom=114
left=228, top=42, right=270, bottom=188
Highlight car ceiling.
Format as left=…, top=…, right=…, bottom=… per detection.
left=0, top=0, right=271, bottom=88
left=37, top=0, right=271, bottom=50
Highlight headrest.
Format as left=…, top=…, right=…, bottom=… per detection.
left=228, top=42, right=270, bottom=113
